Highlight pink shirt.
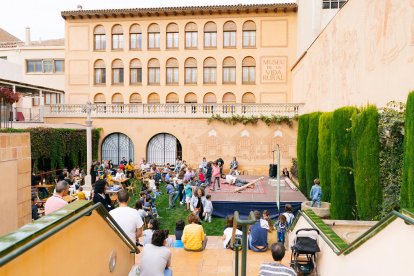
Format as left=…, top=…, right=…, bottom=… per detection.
left=45, top=194, right=68, bottom=215
left=212, top=166, right=220, bottom=177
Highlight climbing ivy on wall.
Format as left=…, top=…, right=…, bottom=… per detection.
left=318, top=112, right=333, bottom=202
left=207, top=114, right=297, bottom=127
left=0, top=127, right=101, bottom=172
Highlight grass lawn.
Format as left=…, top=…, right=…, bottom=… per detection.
left=128, top=180, right=226, bottom=236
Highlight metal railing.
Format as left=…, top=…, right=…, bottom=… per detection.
left=14, top=107, right=43, bottom=122
left=45, top=103, right=302, bottom=118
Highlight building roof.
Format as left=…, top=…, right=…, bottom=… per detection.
left=61, top=2, right=297, bottom=20
left=0, top=28, right=23, bottom=48
left=29, top=38, right=64, bottom=47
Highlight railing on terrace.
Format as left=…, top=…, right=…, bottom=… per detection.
left=45, top=103, right=303, bottom=118
left=15, top=107, right=43, bottom=122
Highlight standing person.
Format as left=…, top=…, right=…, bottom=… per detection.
left=310, top=179, right=322, bottom=208
left=182, top=213, right=208, bottom=251
left=184, top=180, right=193, bottom=211
left=92, top=179, right=114, bottom=212
left=175, top=158, right=182, bottom=174
left=230, top=157, right=239, bottom=175
left=259, top=243, right=297, bottom=276
left=90, top=163, right=97, bottom=184
left=203, top=194, right=213, bottom=223
left=109, top=190, right=143, bottom=244
left=190, top=187, right=207, bottom=220
left=276, top=214, right=287, bottom=243
left=201, top=157, right=207, bottom=173
left=205, top=162, right=212, bottom=187
left=282, top=204, right=295, bottom=227
left=216, top=158, right=224, bottom=178
left=140, top=230, right=173, bottom=276
left=44, top=180, right=69, bottom=215
left=197, top=168, right=205, bottom=186
left=211, top=161, right=221, bottom=191
left=166, top=181, right=176, bottom=209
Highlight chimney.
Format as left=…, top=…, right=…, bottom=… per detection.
left=25, top=27, right=31, bottom=46
left=77, top=5, right=83, bottom=10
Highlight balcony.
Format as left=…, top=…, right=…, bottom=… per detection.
left=44, top=103, right=303, bottom=118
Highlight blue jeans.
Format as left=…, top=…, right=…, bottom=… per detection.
left=248, top=236, right=267, bottom=252
left=164, top=268, right=172, bottom=276
left=311, top=199, right=321, bottom=208
left=277, top=231, right=285, bottom=243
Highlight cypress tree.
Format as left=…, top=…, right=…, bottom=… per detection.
left=352, top=106, right=381, bottom=220
left=305, top=112, right=321, bottom=195
left=297, top=114, right=310, bottom=194
left=318, top=112, right=333, bottom=202
left=331, top=107, right=357, bottom=219
left=402, top=92, right=414, bottom=208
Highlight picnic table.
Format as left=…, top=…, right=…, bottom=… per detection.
left=34, top=184, right=55, bottom=198
left=63, top=195, right=77, bottom=203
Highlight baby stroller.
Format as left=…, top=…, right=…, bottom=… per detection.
left=290, top=228, right=320, bottom=276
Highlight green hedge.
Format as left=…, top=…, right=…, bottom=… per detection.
left=0, top=127, right=101, bottom=172
left=297, top=114, right=310, bottom=194
left=318, top=112, right=333, bottom=202
left=305, top=112, right=321, bottom=195
left=352, top=106, right=382, bottom=220
left=330, top=107, right=357, bottom=219
left=402, top=92, right=414, bottom=208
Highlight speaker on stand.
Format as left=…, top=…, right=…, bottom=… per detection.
left=269, top=164, right=278, bottom=178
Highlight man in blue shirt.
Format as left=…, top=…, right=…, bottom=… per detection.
left=166, top=182, right=176, bottom=209
left=248, top=211, right=268, bottom=252
left=310, top=178, right=322, bottom=208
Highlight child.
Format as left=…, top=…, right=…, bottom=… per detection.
left=222, top=215, right=242, bottom=249
left=276, top=214, right=287, bottom=243
left=205, top=162, right=212, bottom=187
left=310, top=178, right=322, bottom=208
left=166, top=181, right=176, bottom=209
left=260, top=210, right=274, bottom=231
left=198, top=168, right=205, bottom=186
left=143, top=219, right=160, bottom=245
left=211, top=161, right=221, bottom=191
left=31, top=196, right=39, bottom=220
left=203, top=194, right=213, bottom=223
left=173, top=220, right=185, bottom=248
left=184, top=180, right=193, bottom=210
left=73, top=186, right=86, bottom=200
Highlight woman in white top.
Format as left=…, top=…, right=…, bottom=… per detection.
left=222, top=215, right=242, bottom=249
left=140, top=230, right=172, bottom=276
left=143, top=219, right=159, bottom=245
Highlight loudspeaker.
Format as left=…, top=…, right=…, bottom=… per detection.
left=269, top=164, right=278, bottom=178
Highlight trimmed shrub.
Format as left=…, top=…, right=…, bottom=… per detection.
left=297, top=114, right=310, bottom=194
left=352, top=106, right=382, bottom=220
left=305, top=112, right=321, bottom=195
left=402, top=92, right=414, bottom=208
left=330, top=107, right=357, bottom=220
left=318, top=112, right=333, bottom=202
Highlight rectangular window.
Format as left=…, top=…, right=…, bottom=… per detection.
left=130, top=68, right=142, bottom=84
left=242, top=66, right=255, bottom=83
left=148, top=33, right=160, bottom=49
left=45, top=93, right=51, bottom=105
left=204, top=32, right=217, bottom=48
left=43, top=60, right=54, bottom=73
left=95, top=68, right=106, bottom=84
left=224, top=31, right=236, bottom=47
left=167, top=32, right=179, bottom=49
left=32, top=97, right=39, bottom=106
left=185, top=68, right=197, bottom=84
left=26, top=60, right=42, bottom=73
left=185, top=32, right=197, bottom=48
left=243, top=31, right=256, bottom=47
left=112, top=34, right=124, bottom=49
left=148, top=68, right=160, bottom=84
left=112, top=68, right=124, bottom=84
left=130, top=33, right=142, bottom=49
left=323, top=0, right=347, bottom=9
left=94, top=34, right=106, bottom=50
left=166, top=68, right=179, bottom=84
left=54, top=60, right=64, bottom=73
left=223, top=67, right=236, bottom=83
left=0, top=56, right=7, bottom=60
left=204, top=67, right=216, bottom=84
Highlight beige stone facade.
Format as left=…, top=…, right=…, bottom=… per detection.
left=0, top=133, right=31, bottom=236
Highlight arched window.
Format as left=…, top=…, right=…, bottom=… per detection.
left=166, top=92, right=179, bottom=103
left=94, top=59, right=106, bottom=84
left=203, top=92, right=217, bottom=113
left=129, top=93, right=142, bottom=104
left=223, top=21, right=237, bottom=48
left=203, top=57, right=217, bottom=84
left=223, top=57, right=236, bottom=84
left=185, top=22, right=198, bottom=48
left=111, top=24, right=124, bottom=50
left=112, top=59, right=124, bottom=84
left=148, top=23, right=160, bottom=49
left=222, top=92, right=236, bottom=113
left=242, top=21, right=256, bottom=48
left=204, top=21, right=217, bottom=48
left=166, top=58, right=179, bottom=84
left=148, top=58, right=160, bottom=85
left=94, top=25, right=106, bottom=50
left=184, top=92, right=197, bottom=103
left=129, top=24, right=142, bottom=50
left=242, top=56, right=256, bottom=84
left=184, top=58, right=197, bottom=84
left=130, top=59, right=142, bottom=84
left=147, top=133, right=182, bottom=165
left=166, top=23, right=179, bottom=49
left=94, top=93, right=106, bottom=104
left=148, top=92, right=160, bottom=104
left=101, top=133, right=134, bottom=165
left=242, top=92, right=256, bottom=103
left=111, top=93, right=124, bottom=104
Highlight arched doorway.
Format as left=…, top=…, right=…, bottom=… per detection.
left=101, top=133, right=134, bottom=165
left=147, top=133, right=182, bottom=165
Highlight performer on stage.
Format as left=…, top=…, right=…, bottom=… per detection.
left=225, top=174, right=249, bottom=187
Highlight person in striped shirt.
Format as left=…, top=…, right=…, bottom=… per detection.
left=259, top=242, right=296, bottom=276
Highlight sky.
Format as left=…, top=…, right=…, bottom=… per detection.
left=0, top=0, right=294, bottom=41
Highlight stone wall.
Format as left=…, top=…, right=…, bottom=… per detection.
left=0, top=133, right=31, bottom=236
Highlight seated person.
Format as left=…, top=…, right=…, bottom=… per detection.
left=113, top=169, right=125, bottom=182
left=140, top=230, right=172, bottom=276
left=229, top=157, right=239, bottom=175
left=173, top=220, right=185, bottom=248
left=135, top=201, right=150, bottom=223
left=182, top=213, right=208, bottom=252
left=125, top=160, right=135, bottom=178
left=92, top=179, right=114, bottom=212
left=282, top=168, right=290, bottom=178
left=248, top=211, right=268, bottom=252
left=259, top=243, right=297, bottom=276
left=31, top=196, right=39, bottom=220
left=73, top=186, right=86, bottom=200
left=222, top=215, right=243, bottom=249
left=143, top=219, right=160, bottom=245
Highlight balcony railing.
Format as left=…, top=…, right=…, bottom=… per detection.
left=44, top=103, right=303, bottom=118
